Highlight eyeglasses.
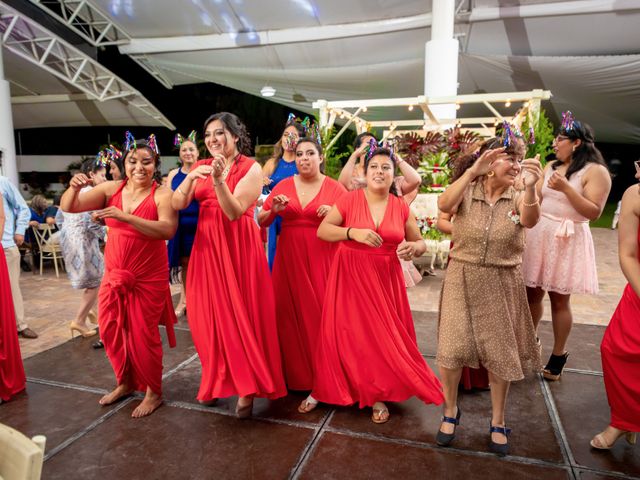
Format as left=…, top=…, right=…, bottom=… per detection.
left=555, top=135, right=570, bottom=142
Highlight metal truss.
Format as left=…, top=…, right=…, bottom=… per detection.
left=27, top=0, right=174, bottom=88
left=28, top=0, right=129, bottom=46
left=0, top=1, right=175, bottom=128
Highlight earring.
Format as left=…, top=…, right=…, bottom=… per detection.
left=572, top=146, right=577, bottom=152
left=487, top=171, right=495, bottom=177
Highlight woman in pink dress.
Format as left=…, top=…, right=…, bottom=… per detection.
left=300, top=146, right=443, bottom=423
left=61, top=136, right=178, bottom=418
left=522, top=114, right=611, bottom=380
left=259, top=137, right=346, bottom=393
left=172, top=112, right=286, bottom=418
left=0, top=194, right=26, bottom=403
left=590, top=162, right=640, bottom=450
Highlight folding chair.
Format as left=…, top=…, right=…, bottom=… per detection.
left=30, top=223, right=65, bottom=277
left=0, top=423, right=45, bottom=480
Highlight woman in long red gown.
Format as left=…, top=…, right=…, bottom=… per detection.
left=61, top=137, right=178, bottom=418
left=591, top=167, right=640, bottom=449
left=258, top=137, right=346, bottom=393
left=301, top=146, right=443, bottom=423
left=0, top=194, right=26, bottom=403
left=173, top=112, right=286, bottom=417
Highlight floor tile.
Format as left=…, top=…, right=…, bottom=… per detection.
left=299, top=432, right=571, bottom=480
left=0, top=382, right=116, bottom=452
left=43, top=403, right=313, bottom=479
left=550, top=371, right=640, bottom=477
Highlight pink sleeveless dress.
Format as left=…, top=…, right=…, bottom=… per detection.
left=522, top=163, right=598, bottom=294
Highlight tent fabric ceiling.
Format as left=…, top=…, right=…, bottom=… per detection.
left=6, top=0, right=640, bottom=142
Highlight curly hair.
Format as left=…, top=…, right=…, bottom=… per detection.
left=364, top=147, right=399, bottom=196
left=125, top=139, right=163, bottom=184
left=554, top=121, right=606, bottom=180
left=451, top=136, right=525, bottom=182
left=203, top=112, right=252, bottom=156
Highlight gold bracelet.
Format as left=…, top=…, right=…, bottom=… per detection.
left=523, top=198, right=539, bottom=207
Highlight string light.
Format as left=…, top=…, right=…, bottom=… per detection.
left=362, top=106, right=368, bottom=112
left=408, top=105, right=414, bottom=111
left=505, top=99, right=512, bottom=107
left=455, top=103, right=461, bottom=110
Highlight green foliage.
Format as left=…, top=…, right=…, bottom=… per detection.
left=416, top=152, right=451, bottom=193
left=320, top=126, right=355, bottom=180
left=522, top=108, right=555, bottom=165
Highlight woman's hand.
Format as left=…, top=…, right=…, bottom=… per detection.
left=468, top=148, right=509, bottom=178
left=272, top=194, right=289, bottom=213
left=211, top=154, right=227, bottom=180
left=93, top=206, right=129, bottom=223
left=186, top=164, right=213, bottom=181
left=29, top=220, right=39, bottom=227
left=69, top=173, right=92, bottom=191
left=90, top=211, right=105, bottom=225
left=263, top=176, right=273, bottom=187
left=521, top=155, right=543, bottom=188
left=351, top=228, right=383, bottom=247
left=547, top=171, right=571, bottom=193
left=316, top=204, right=331, bottom=217
left=397, top=241, right=417, bottom=260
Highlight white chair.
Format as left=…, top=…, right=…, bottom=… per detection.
left=31, top=224, right=65, bottom=277
left=0, top=423, right=45, bottom=480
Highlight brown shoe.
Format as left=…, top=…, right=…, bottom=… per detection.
left=18, top=327, right=38, bottom=339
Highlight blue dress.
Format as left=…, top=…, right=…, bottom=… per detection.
left=168, top=169, right=199, bottom=275
left=265, top=158, right=298, bottom=270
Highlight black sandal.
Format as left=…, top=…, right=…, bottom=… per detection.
left=436, top=407, right=461, bottom=447
left=489, top=424, right=511, bottom=456
left=92, top=340, right=104, bottom=349
left=543, top=352, right=569, bottom=381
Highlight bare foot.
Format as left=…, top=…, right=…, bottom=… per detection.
left=372, top=401, right=389, bottom=424
left=131, top=389, right=162, bottom=418
left=99, top=384, right=133, bottom=406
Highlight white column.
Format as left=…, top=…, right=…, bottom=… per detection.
left=0, top=41, right=19, bottom=186
left=424, top=0, right=459, bottom=125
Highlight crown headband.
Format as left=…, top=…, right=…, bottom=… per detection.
left=365, top=138, right=396, bottom=162
left=174, top=130, right=197, bottom=147
left=124, top=131, right=160, bottom=156
left=95, top=145, right=122, bottom=167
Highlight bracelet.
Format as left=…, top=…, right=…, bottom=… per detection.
left=213, top=178, right=225, bottom=187
left=523, top=198, right=539, bottom=207
left=346, top=227, right=352, bottom=241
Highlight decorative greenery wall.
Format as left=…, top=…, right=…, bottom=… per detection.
left=522, top=108, right=555, bottom=164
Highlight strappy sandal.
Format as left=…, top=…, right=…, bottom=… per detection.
left=372, top=405, right=390, bottom=424
left=297, top=397, right=318, bottom=414
left=590, top=430, right=637, bottom=450
left=542, top=352, right=569, bottom=381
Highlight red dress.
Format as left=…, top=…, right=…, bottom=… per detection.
left=601, top=224, right=640, bottom=431
left=0, top=247, right=25, bottom=401
left=186, top=156, right=286, bottom=401
left=311, top=190, right=444, bottom=407
left=264, top=176, right=346, bottom=390
left=98, top=181, right=177, bottom=395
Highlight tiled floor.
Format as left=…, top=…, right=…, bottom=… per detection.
left=4, top=227, right=638, bottom=479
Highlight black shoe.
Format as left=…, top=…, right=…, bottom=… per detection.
left=92, top=340, right=104, bottom=349
left=543, top=352, right=569, bottom=381
left=489, top=424, right=511, bottom=457
left=436, top=407, right=461, bottom=447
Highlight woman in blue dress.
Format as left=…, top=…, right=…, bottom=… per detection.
left=262, top=117, right=307, bottom=269
left=167, top=131, right=200, bottom=316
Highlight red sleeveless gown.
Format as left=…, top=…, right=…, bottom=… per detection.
left=601, top=224, right=640, bottom=431
left=186, top=156, right=286, bottom=401
left=311, top=190, right=444, bottom=407
left=0, top=247, right=25, bottom=401
left=98, top=180, right=177, bottom=395
left=264, top=176, right=346, bottom=390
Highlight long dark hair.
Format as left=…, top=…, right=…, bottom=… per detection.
left=364, top=147, right=399, bottom=196
left=203, top=112, right=252, bottom=156
left=81, top=157, right=106, bottom=176
left=553, top=122, right=606, bottom=180
left=451, top=136, right=525, bottom=182
left=295, top=137, right=325, bottom=174
left=126, top=139, right=162, bottom=184
left=271, top=122, right=306, bottom=171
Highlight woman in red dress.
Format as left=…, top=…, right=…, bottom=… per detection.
left=0, top=194, right=26, bottom=403
left=300, top=146, right=443, bottom=422
left=258, top=137, right=346, bottom=394
left=173, top=112, right=286, bottom=418
left=61, top=137, right=178, bottom=418
left=591, top=164, right=640, bottom=449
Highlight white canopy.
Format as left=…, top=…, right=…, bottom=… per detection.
left=6, top=0, right=640, bottom=142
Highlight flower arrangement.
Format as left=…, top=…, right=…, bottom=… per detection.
left=416, top=215, right=446, bottom=241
